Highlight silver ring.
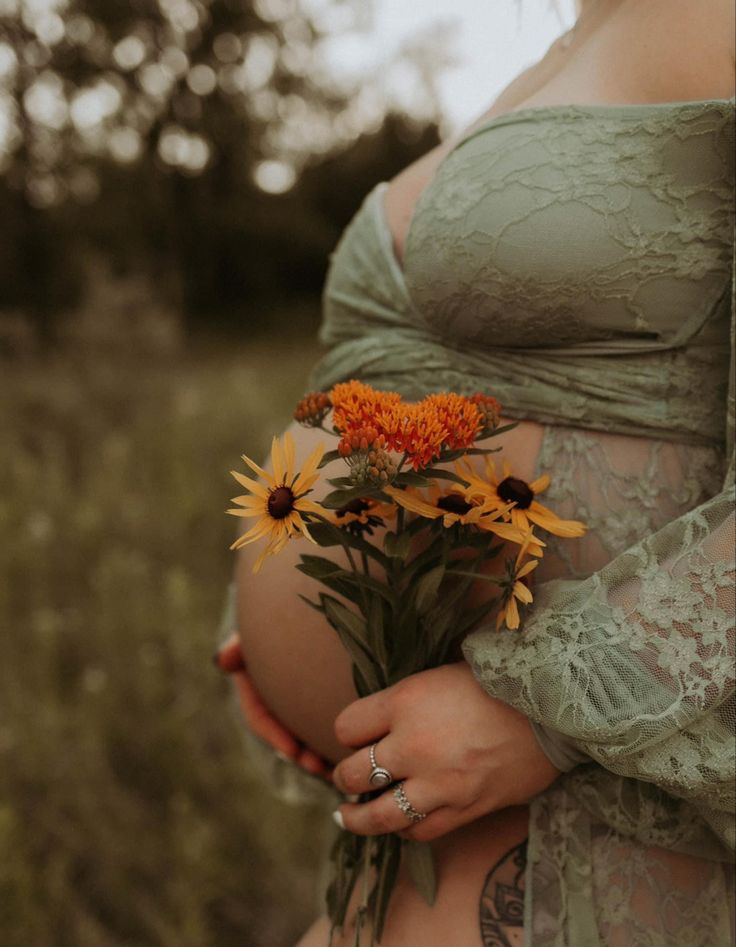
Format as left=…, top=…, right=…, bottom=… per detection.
left=368, top=743, right=393, bottom=788
left=392, top=781, right=427, bottom=824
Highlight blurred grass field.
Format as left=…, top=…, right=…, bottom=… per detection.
left=0, top=329, right=335, bottom=947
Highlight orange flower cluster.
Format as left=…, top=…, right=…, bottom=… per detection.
left=330, top=380, right=401, bottom=433
left=468, top=393, right=501, bottom=434
left=421, top=393, right=483, bottom=452
left=337, top=425, right=387, bottom=458
left=294, top=390, right=332, bottom=427
left=324, top=380, right=502, bottom=472
left=338, top=425, right=397, bottom=484
left=387, top=405, right=448, bottom=470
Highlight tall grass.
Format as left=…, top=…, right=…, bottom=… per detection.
left=0, top=333, right=334, bottom=946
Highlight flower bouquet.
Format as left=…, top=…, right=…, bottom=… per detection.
left=227, top=380, right=586, bottom=945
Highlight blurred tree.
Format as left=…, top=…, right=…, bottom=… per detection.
left=0, top=0, right=442, bottom=336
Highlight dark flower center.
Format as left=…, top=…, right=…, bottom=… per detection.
left=437, top=494, right=472, bottom=515
left=336, top=498, right=371, bottom=518
left=267, top=485, right=295, bottom=519
left=497, top=476, right=534, bottom=509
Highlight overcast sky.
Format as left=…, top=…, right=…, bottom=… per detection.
left=327, top=1, right=577, bottom=130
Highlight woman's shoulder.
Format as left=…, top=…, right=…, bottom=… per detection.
left=629, top=0, right=735, bottom=102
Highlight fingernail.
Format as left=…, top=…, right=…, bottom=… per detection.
left=275, top=750, right=292, bottom=764
left=345, top=794, right=359, bottom=803
left=332, top=810, right=345, bottom=829
left=213, top=647, right=245, bottom=673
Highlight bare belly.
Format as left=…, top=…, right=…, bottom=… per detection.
left=235, top=417, right=544, bottom=763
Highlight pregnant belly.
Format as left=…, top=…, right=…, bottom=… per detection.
left=235, top=417, right=545, bottom=763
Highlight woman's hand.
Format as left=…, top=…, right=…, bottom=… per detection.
left=215, top=634, right=333, bottom=780
left=331, top=662, right=560, bottom=841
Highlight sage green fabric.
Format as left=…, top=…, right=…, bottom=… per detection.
left=310, top=98, right=736, bottom=947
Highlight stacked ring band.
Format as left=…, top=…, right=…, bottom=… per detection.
left=392, top=782, right=427, bottom=824
left=368, top=743, right=393, bottom=787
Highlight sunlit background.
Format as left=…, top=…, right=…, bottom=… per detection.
left=1, top=2, right=570, bottom=945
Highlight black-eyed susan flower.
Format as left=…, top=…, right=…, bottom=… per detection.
left=383, top=484, right=527, bottom=545
left=458, top=458, right=587, bottom=539
left=228, top=432, right=325, bottom=573
left=496, top=540, right=541, bottom=630
left=329, top=496, right=396, bottom=535
left=384, top=484, right=481, bottom=527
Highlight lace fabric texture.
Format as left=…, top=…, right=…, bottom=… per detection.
left=305, top=99, right=736, bottom=946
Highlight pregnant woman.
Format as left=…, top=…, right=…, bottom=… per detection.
left=224, top=0, right=736, bottom=944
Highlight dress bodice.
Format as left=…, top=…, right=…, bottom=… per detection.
left=312, top=98, right=735, bottom=447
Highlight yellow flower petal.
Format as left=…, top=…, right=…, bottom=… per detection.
left=384, top=486, right=442, bottom=520
left=478, top=520, right=527, bottom=544
left=292, top=442, right=326, bottom=494
left=227, top=507, right=265, bottom=518
left=230, top=516, right=276, bottom=550
left=529, top=473, right=551, bottom=494
left=230, top=494, right=266, bottom=508
left=516, top=559, right=539, bottom=579
left=230, top=470, right=269, bottom=498
left=293, top=497, right=324, bottom=515
left=283, top=430, right=296, bottom=483
left=513, top=581, right=533, bottom=605
left=240, top=455, right=275, bottom=488
left=505, top=596, right=520, bottom=629
left=270, top=436, right=284, bottom=484
left=528, top=502, right=587, bottom=537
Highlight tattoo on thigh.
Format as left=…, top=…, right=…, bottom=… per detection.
left=478, top=839, right=528, bottom=947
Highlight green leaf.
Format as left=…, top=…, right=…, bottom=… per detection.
left=366, top=592, right=387, bottom=671
left=321, top=486, right=389, bottom=510
left=323, top=595, right=368, bottom=643
left=451, top=599, right=498, bottom=639
left=404, top=840, right=437, bottom=907
left=298, top=593, right=324, bottom=614
left=313, top=573, right=367, bottom=602
left=318, top=448, right=342, bottom=468
left=335, top=572, right=394, bottom=602
left=414, top=565, right=445, bottom=614
left=296, top=555, right=344, bottom=580
left=370, top=835, right=402, bottom=944
left=327, top=833, right=363, bottom=932
left=486, top=421, right=518, bottom=437
left=384, top=530, right=412, bottom=560
left=327, top=476, right=356, bottom=487
left=394, top=471, right=432, bottom=487
left=425, top=468, right=467, bottom=485
left=322, top=596, right=381, bottom=692
left=306, top=521, right=345, bottom=547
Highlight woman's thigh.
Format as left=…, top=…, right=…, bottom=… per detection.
left=297, top=805, right=529, bottom=947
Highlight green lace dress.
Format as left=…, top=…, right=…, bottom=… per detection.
left=309, top=98, right=736, bottom=946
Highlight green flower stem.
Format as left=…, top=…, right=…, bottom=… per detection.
left=445, top=568, right=505, bottom=584
left=354, top=837, right=373, bottom=947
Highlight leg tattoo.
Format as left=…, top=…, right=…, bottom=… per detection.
left=479, top=839, right=528, bottom=947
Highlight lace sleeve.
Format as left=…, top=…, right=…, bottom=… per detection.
left=463, top=273, right=736, bottom=856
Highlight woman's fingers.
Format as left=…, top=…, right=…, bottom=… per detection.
left=335, top=780, right=440, bottom=837
left=333, top=689, right=393, bottom=749
left=214, top=633, right=246, bottom=673
left=215, top=632, right=334, bottom=779
left=297, top=745, right=333, bottom=780
left=333, top=739, right=400, bottom=795
left=231, top=669, right=301, bottom=758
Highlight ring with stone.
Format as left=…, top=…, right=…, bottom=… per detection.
left=392, top=781, right=427, bottom=824
left=368, top=743, right=394, bottom=788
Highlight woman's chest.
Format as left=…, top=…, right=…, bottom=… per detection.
left=401, top=107, right=734, bottom=350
